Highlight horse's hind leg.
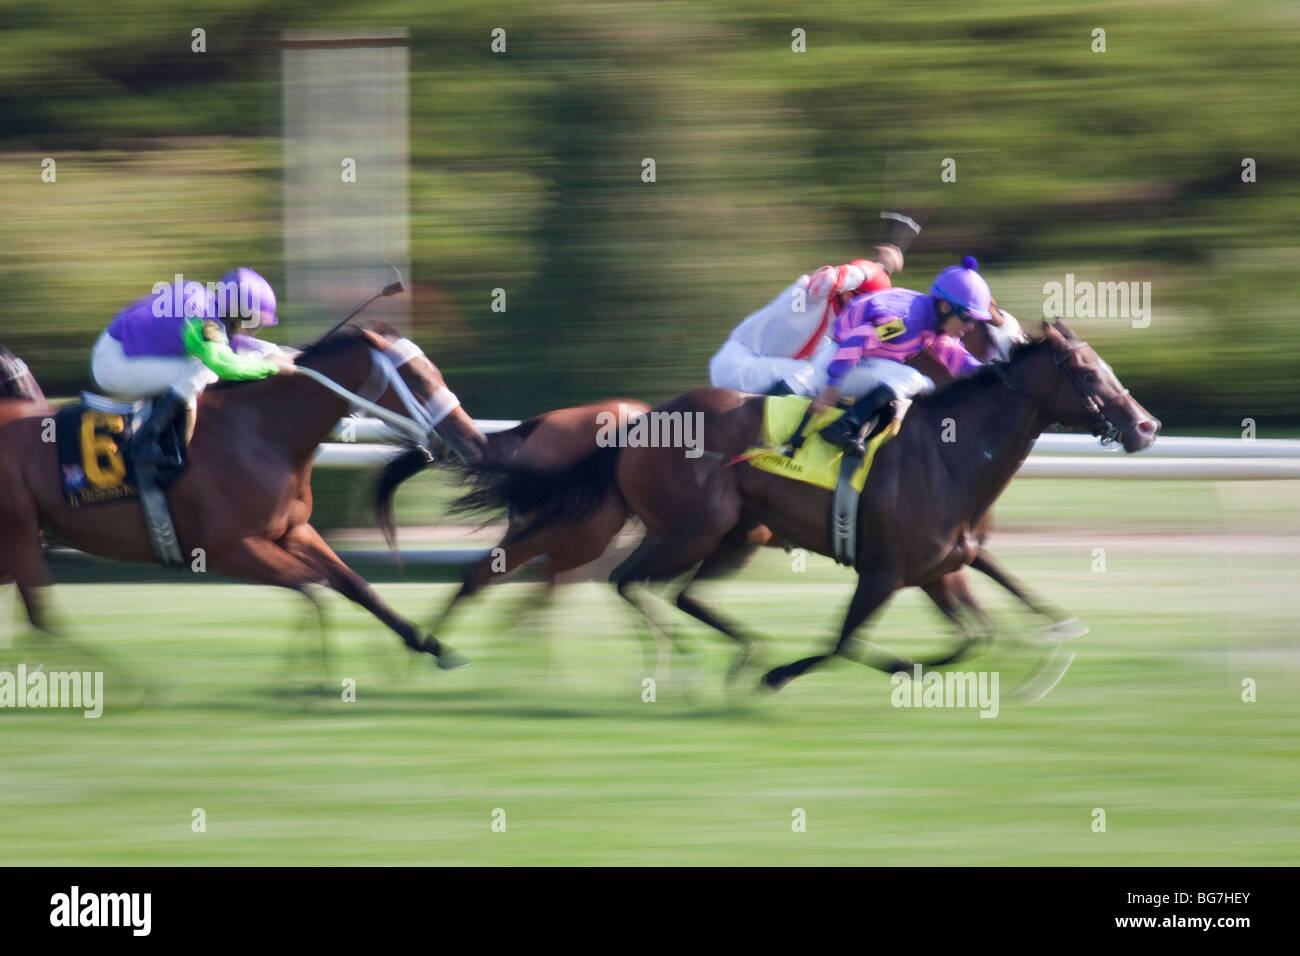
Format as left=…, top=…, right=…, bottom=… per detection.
left=610, top=536, right=681, bottom=680
left=0, top=487, right=149, bottom=696
left=610, top=532, right=720, bottom=683
left=0, top=481, right=53, bottom=634
left=672, top=525, right=768, bottom=685
left=612, top=528, right=759, bottom=685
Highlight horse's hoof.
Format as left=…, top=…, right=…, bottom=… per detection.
left=760, top=668, right=787, bottom=692
left=437, top=649, right=472, bottom=671
left=1035, top=617, right=1089, bottom=644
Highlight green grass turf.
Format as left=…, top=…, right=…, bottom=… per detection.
left=1, top=530, right=1296, bottom=865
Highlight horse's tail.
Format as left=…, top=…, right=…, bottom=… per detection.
left=373, top=444, right=436, bottom=550
left=373, top=417, right=622, bottom=549
left=448, top=440, right=622, bottom=545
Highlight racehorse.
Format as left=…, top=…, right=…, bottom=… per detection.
left=419, top=321, right=1158, bottom=687
left=0, top=323, right=486, bottom=669
left=373, top=317, right=1083, bottom=667
left=375, top=399, right=650, bottom=643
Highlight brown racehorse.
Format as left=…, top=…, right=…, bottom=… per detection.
left=906, top=315, right=1086, bottom=642
left=375, top=399, right=650, bottom=644
left=429, top=321, right=1158, bottom=687
left=374, top=313, right=1080, bottom=663
left=0, top=324, right=486, bottom=669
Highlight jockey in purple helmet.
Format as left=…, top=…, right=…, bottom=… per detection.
left=812, top=256, right=994, bottom=455
left=90, top=277, right=296, bottom=466
left=214, top=267, right=283, bottom=358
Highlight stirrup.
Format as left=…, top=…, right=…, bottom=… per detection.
left=839, top=420, right=875, bottom=459
left=821, top=412, right=875, bottom=457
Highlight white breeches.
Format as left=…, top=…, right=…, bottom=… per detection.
left=832, top=355, right=934, bottom=400
left=709, top=337, right=934, bottom=401
left=709, top=339, right=819, bottom=395
left=90, top=332, right=216, bottom=403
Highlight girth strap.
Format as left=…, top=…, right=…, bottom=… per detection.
left=829, top=453, right=859, bottom=567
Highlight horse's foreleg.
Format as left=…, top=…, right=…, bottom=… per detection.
left=970, top=548, right=1088, bottom=641
left=762, top=571, right=899, bottom=691
left=971, top=548, right=1060, bottom=621
left=276, top=523, right=469, bottom=669
left=209, top=534, right=334, bottom=678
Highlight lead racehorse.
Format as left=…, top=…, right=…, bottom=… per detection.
left=415, top=321, right=1158, bottom=687
left=375, top=320, right=1091, bottom=669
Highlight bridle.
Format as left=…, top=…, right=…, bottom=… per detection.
left=990, top=338, right=1127, bottom=445
left=356, top=337, right=461, bottom=434
left=295, top=336, right=463, bottom=452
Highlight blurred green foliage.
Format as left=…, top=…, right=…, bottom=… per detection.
left=1, top=0, right=1297, bottom=430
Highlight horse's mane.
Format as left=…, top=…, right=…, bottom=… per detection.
left=207, top=320, right=397, bottom=392
left=913, top=336, right=1050, bottom=411
left=295, top=319, right=399, bottom=360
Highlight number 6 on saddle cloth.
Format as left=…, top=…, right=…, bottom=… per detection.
left=55, top=393, right=187, bottom=509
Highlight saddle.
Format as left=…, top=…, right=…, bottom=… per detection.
left=741, top=395, right=901, bottom=567
left=56, top=392, right=188, bottom=568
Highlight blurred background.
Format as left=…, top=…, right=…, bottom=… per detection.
left=2, top=2, right=1298, bottom=867
left=3, top=1, right=1297, bottom=428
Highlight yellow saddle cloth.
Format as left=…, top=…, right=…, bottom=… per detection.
left=742, top=395, right=899, bottom=492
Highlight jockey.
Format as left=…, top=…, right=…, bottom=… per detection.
left=214, top=267, right=283, bottom=357
left=90, top=278, right=296, bottom=465
left=984, top=299, right=1027, bottom=361
left=813, top=256, right=993, bottom=455
left=709, top=244, right=902, bottom=396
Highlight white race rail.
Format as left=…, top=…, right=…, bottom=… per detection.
left=316, top=418, right=1300, bottom=479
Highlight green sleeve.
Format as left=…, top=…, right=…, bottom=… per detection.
left=181, top=319, right=276, bottom=380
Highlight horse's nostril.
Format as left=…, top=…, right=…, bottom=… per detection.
left=1137, top=419, right=1157, bottom=436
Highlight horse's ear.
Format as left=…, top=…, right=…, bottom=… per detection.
left=1042, top=320, right=1066, bottom=348
left=359, top=328, right=390, bottom=350
left=1052, top=318, right=1079, bottom=340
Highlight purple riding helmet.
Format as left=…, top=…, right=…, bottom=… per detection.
left=215, top=268, right=278, bottom=332
left=931, top=256, right=992, bottom=321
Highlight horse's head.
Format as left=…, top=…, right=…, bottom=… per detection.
left=353, top=326, right=488, bottom=464
left=294, top=323, right=486, bottom=464
left=0, top=345, right=45, bottom=404
left=1026, top=320, right=1160, bottom=452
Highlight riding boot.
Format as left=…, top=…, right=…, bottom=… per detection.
left=818, top=384, right=897, bottom=458
left=125, top=389, right=188, bottom=467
